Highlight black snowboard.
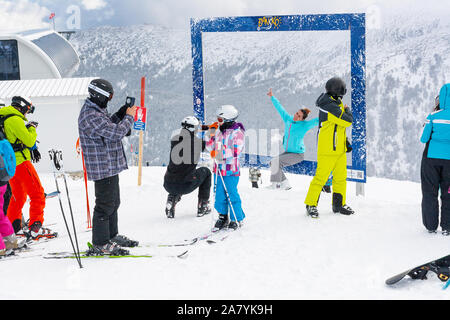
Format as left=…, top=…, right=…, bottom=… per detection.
left=386, top=254, right=450, bottom=285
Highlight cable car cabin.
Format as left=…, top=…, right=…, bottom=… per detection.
left=0, top=29, right=80, bottom=81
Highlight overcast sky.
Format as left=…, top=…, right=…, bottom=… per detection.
left=0, top=0, right=449, bottom=31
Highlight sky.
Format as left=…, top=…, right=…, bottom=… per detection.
left=0, top=0, right=449, bottom=32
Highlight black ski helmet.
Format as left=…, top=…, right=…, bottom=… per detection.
left=88, top=79, right=114, bottom=108
left=11, top=96, right=34, bottom=114
left=325, top=77, right=347, bottom=98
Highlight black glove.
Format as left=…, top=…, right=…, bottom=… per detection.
left=26, top=121, right=39, bottom=129
left=30, top=148, right=41, bottom=163
left=346, top=138, right=352, bottom=153
left=114, top=105, right=131, bottom=136
left=115, top=105, right=128, bottom=121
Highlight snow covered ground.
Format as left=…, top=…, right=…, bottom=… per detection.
left=1, top=166, right=449, bottom=300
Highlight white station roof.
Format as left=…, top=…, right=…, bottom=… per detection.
left=0, top=77, right=97, bottom=99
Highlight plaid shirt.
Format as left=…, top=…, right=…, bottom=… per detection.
left=78, top=99, right=133, bottom=181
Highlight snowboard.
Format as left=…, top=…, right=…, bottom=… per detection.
left=385, top=254, right=450, bottom=285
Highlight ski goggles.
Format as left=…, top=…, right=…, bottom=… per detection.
left=217, top=117, right=234, bottom=123
left=23, top=103, right=34, bottom=114
left=89, top=84, right=114, bottom=101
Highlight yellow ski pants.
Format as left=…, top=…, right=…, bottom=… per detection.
left=305, top=152, right=347, bottom=206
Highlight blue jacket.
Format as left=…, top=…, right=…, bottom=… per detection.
left=420, top=83, right=450, bottom=160
left=271, top=96, right=319, bottom=154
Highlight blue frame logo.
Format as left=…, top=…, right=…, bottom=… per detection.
left=190, top=14, right=366, bottom=183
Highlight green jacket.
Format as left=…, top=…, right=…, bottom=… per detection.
left=0, top=106, right=37, bottom=165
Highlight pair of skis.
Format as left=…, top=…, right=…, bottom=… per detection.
left=44, top=242, right=188, bottom=259
left=42, top=227, right=235, bottom=260
left=152, top=227, right=235, bottom=248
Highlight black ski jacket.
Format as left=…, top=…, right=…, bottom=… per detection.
left=164, top=129, right=206, bottom=183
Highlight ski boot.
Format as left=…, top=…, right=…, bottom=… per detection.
left=28, top=221, right=58, bottom=241
left=265, top=182, right=280, bottom=189
left=86, top=241, right=129, bottom=256
left=0, top=249, right=16, bottom=259
left=228, top=220, right=243, bottom=230
left=306, top=205, right=319, bottom=218
left=279, top=179, right=291, bottom=190
left=442, top=230, right=450, bottom=236
left=333, top=204, right=355, bottom=215
left=197, top=199, right=211, bottom=217
left=165, top=194, right=181, bottom=218
left=12, top=219, right=24, bottom=236
left=213, top=214, right=229, bottom=230
left=332, top=193, right=355, bottom=215
left=3, top=234, right=27, bottom=251
left=111, top=234, right=139, bottom=247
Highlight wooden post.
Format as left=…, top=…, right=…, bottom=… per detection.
left=138, top=77, right=145, bottom=186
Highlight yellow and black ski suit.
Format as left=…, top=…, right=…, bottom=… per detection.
left=305, top=93, right=353, bottom=207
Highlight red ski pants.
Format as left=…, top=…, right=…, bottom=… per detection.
left=7, top=161, right=45, bottom=227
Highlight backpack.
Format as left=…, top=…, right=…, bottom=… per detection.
left=0, top=115, right=17, bottom=182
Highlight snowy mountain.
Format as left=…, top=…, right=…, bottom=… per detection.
left=70, top=15, right=450, bottom=182
left=2, top=167, right=449, bottom=299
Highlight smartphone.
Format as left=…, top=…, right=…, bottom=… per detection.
left=125, top=96, right=135, bottom=108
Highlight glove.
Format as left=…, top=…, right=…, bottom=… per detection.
left=346, top=138, right=352, bottom=153
left=114, top=105, right=128, bottom=121
left=209, top=122, right=219, bottom=130
left=206, top=122, right=219, bottom=137
left=26, top=121, right=38, bottom=129
left=210, top=149, right=223, bottom=162
left=29, top=143, right=41, bottom=163
left=30, top=149, right=41, bottom=163
left=29, top=144, right=41, bottom=163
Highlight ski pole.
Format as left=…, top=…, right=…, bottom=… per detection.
left=57, top=150, right=83, bottom=267
left=61, top=166, right=82, bottom=267
left=443, top=280, right=450, bottom=290
left=49, top=150, right=83, bottom=268
left=77, top=139, right=92, bottom=229
left=211, top=163, right=219, bottom=231
left=81, top=151, right=92, bottom=229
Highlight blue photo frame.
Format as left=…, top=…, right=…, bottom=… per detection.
left=190, top=14, right=366, bottom=183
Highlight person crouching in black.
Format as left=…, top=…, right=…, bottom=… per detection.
left=163, top=116, right=212, bottom=218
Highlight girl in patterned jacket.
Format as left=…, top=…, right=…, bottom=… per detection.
left=205, top=105, right=246, bottom=230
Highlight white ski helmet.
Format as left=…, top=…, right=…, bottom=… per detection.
left=216, top=105, right=238, bottom=122
left=181, top=116, right=200, bottom=132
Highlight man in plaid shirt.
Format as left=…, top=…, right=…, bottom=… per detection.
left=78, top=79, right=137, bottom=256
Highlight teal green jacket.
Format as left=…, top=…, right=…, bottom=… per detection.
left=271, top=96, right=319, bottom=154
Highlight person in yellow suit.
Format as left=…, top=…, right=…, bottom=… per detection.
left=305, top=77, right=355, bottom=218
